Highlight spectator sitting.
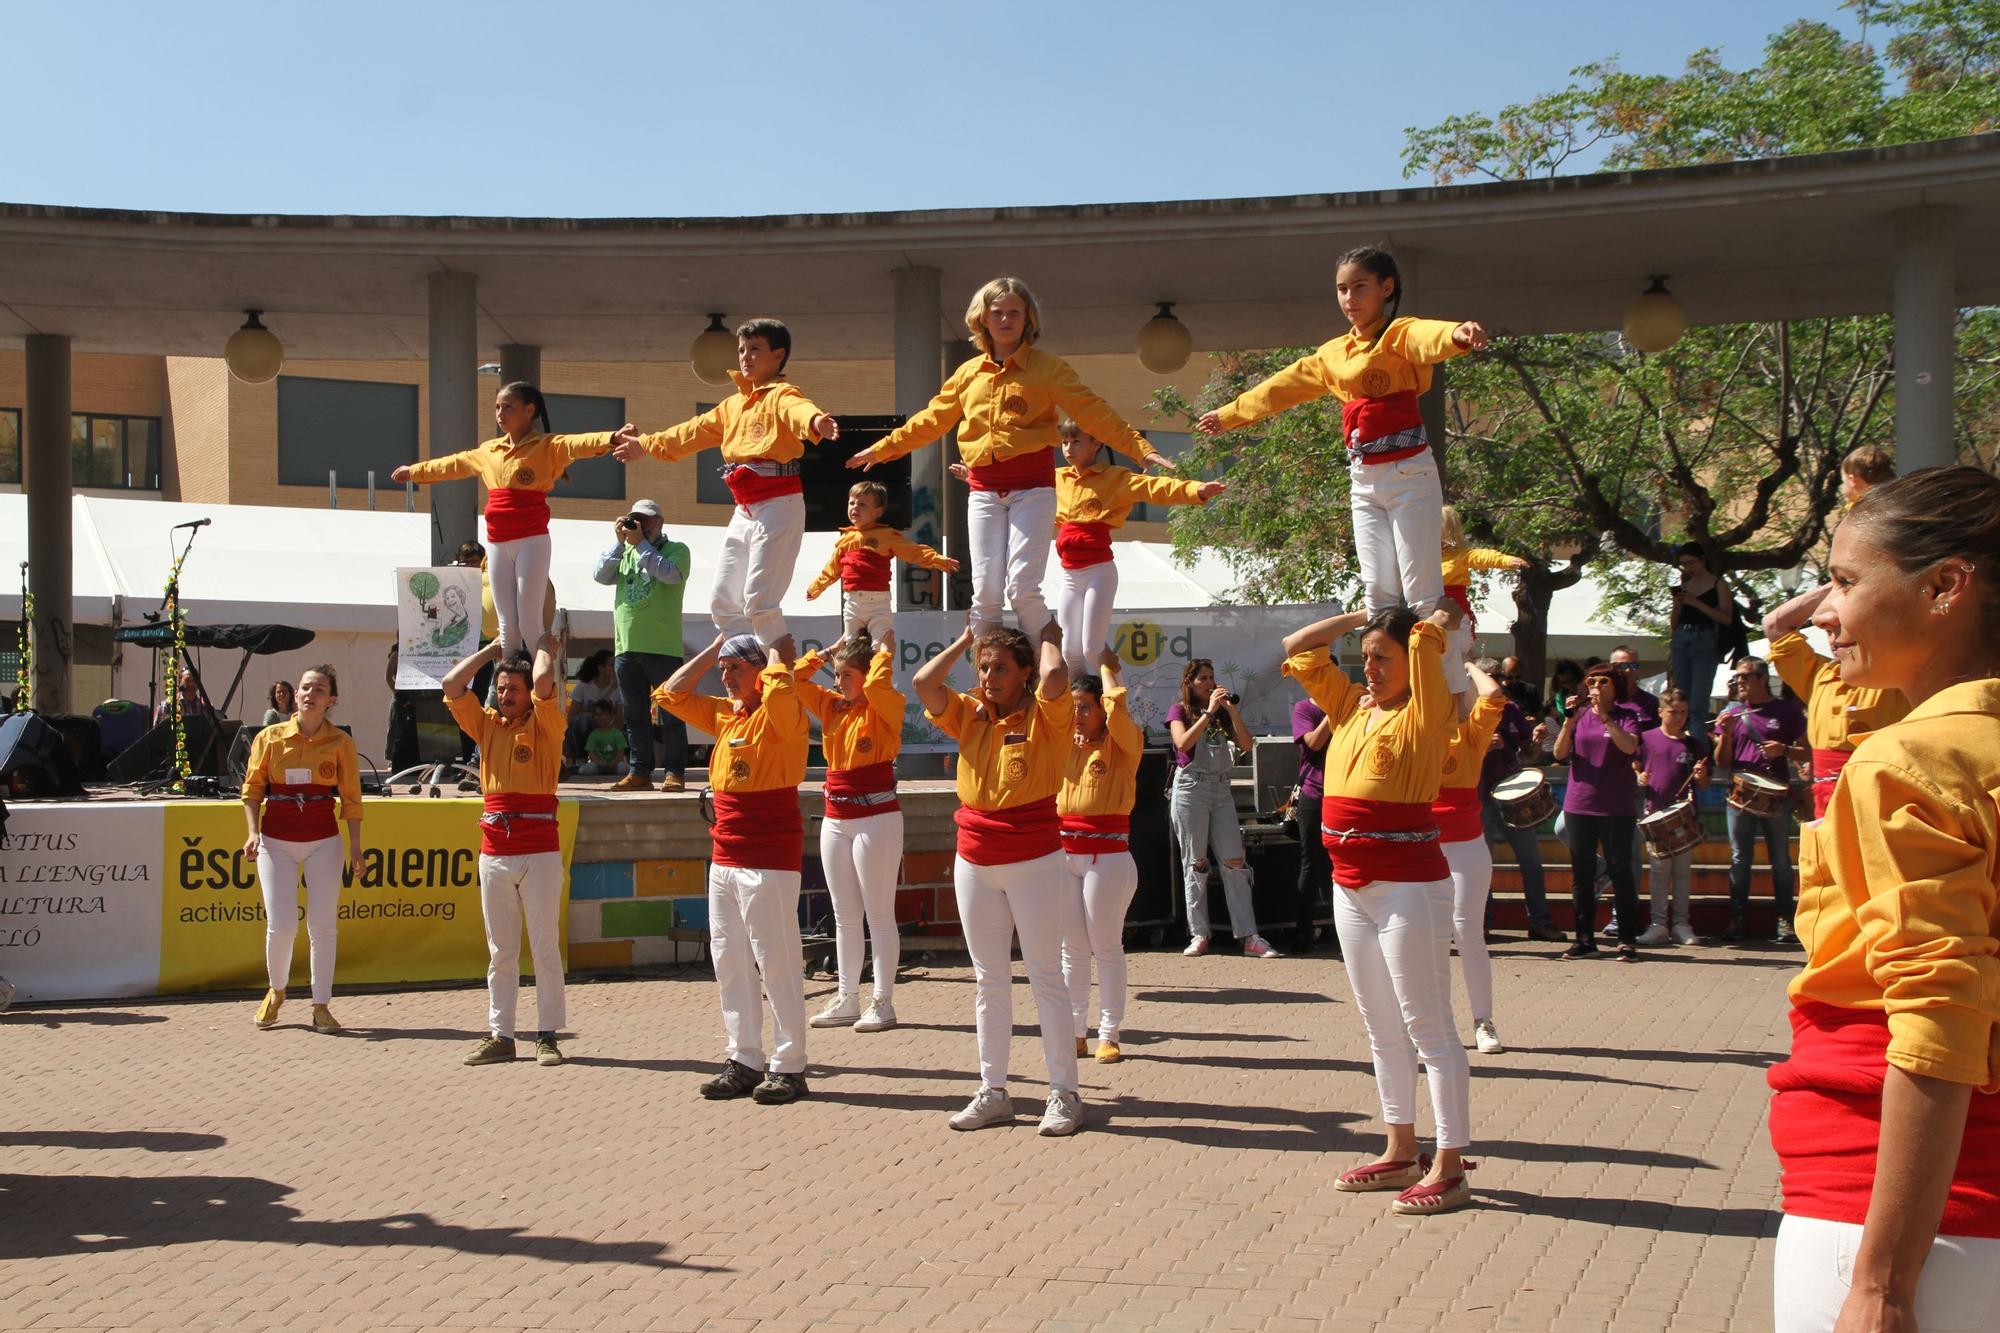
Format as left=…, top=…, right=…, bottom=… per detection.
left=577, top=701, right=629, bottom=777
left=155, top=668, right=217, bottom=726
left=564, top=650, right=620, bottom=763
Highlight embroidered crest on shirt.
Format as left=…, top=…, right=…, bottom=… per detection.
left=856, top=736, right=873, bottom=753
left=1361, top=367, right=1394, bottom=397
left=1441, top=754, right=1458, bottom=778
left=1005, top=757, right=1028, bottom=783
left=729, top=758, right=751, bottom=781
left=1001, top=390, right=1029, bottom=418
left=515, top=467, right=536, bottom=486
left=512, top=742, right=533, bottom=764
left=746, top=416, right=770, bottom=442
left=1088, top=756, right=1107, bottom=777
left=1366, top=744, right=1395, bottom=778
left=317, top=761, right=337, bottom=781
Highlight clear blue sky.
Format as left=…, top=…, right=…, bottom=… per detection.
left=7, top=1, right=1863, bottom=217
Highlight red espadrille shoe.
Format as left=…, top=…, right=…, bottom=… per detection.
left=1335, top=1157, right=1425, bottom=1193
left=1390, top=1162, right=1479, bottom=1215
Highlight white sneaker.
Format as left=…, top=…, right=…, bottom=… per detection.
left=1671, top=922, right=1697, bottom=945
left=853, top=997, right=897, bottom=1033
left=809, top=993, right=863, bottom=1028
left=1474, top=1019, right=1506, bottom=1055
left=1038, top=1088, right=1084, bottom=1137
left=1636, top=923, right=1672, bottom=946
left=1182, top=936, right=1210, bottom=957
left=1242, top=935, right=1281, bottom=959
left=949, top=1087, right=1015, bottom=1131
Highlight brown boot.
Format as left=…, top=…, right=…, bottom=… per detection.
left=658, top=774, right=686, bottom=793
left=609, top=771, right=652, bottom=793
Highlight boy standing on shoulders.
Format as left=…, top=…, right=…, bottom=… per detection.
left=444, top=635, right=569, bottom=1069
left=655, top=633, right=813, bottom=1105
left=807, top=480, right=959, bottom=639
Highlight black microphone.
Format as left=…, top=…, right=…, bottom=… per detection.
left=172, top=518, right=212, bottom=530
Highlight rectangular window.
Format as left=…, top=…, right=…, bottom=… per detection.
left=277, top=376, right=419, bottom=488
left=691, top=404, right=733, bottom=505
left=544, top=393, right=626, bottom=501
left=62, top=413, right=164, bottom=489
left=1132, top=431, right=1197, bottom=523
left=0, top=409, right=18, bottom=484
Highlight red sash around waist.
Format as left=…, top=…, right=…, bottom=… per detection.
left=1809, top=747, right=1852, bottom=820
left=824, top=760, right=900, bottom=820
left=1343, top=390, right=1429, bottom=464
left=1319, top=796, right=1447, bottom=889
left=1060, top=811, right=1131, bottom=856
left=262, top=782, right=339, bottom=843
left=711, top=786, right=804, bottom=871
left=839, top=545, right=894, bottom=592
left=1056, top=521, right=1114, bottom=570
left=480, top=791, right=560, bottom=857
left=484, top=488, right=552, bottom=544
left=967, top=450, right=1056, bottom=493
left=1444, top=582, right=1476, bottom=632
left=1768, top=1000, right=2000, bottom=1237
left=955, top=795, right=1061, bottom=867
left=1431, top=785, right=1485, bottom=844
left=725, top=469, right=803, bottom=508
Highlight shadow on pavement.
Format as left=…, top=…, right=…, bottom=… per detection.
left=2, top=1010, right=169, bottom=1027
left=1089, top=1096, right=1372, bottom=1152
left=0, top=1131, right=226, bottom=1153
left=1133, top=988, right=1337, bottom=1006
left=1475, top=1188, right=1777, bottom=1236
left=0, top=1172, right=720, bottom=1270
left=1533, top=1045, right=1777, bottom=1068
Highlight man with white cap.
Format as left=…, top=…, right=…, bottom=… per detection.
left=592, top=498, right=693, bottom=793
left=655, top=631, right=812, bottom=1104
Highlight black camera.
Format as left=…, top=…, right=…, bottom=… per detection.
left=617, top=516, right=640, bottom=531
left=1223, top=692, right=1241, bottom=705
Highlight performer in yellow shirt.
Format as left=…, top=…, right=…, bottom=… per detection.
left=241, top=665, right=362, bottom=1034
left=1437, top=504, right=1527, bottom=701
left=393, top=382, right=615, bottom=654
left=1057, top=648, right=1145, bottom=1064
left=616, top=320, right=838, bottom=658
left=848, top=277, right=1170, bottom=639
left=1766, top=465, right=2000, bottom=1331
left=1282, top=602, right=1476, bottom=1215
left=1761, top=583, right=1910, bottom=820
left=805, top=481, right=958, bottom=640
left=1431, top=661, right=1509, bottom=1056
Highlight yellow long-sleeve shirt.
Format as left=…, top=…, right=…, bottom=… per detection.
left=1282, top=623, right=1454, bottom=805
left=404, top=430, right=617, bottom=493
left=242, top=718, right=363, bottom=821
left=655, top=663, right=810, bottom=794
left=929, top=687, right=1075, bottom=812
left=1054, top=461, right=1207, bottom=528
left=867, top=345, right=1149, bottom=471
left=807, top=525, right=954, bottom=598
left=634, top=372, right=827, bottom=466
left=1788, top=679, right=2000, bottom=1090
left=791, top=646, right=904, bottom=770
left=1768, top=631, right=1910, bottom=754
left=1439, top=694, right=1507, bottom=793
left=1060, top=683, right=1143, bottom=820
left=445, top=690, right=566, bottom=797
left=1441, top=545, right=1518, bottom=586
left=1213, top=317, right=1467, bottom=431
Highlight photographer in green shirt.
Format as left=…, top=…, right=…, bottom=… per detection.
left=592, top=498, right=692, bottom=792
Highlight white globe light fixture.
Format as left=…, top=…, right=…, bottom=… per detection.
left=224, top=309, right=284, bottom=384
left=689, top=313, right=735, bottom=386
left=1623, top=276, right=1687, bottom=354
left=1135, top=302, right=1193, bottom=374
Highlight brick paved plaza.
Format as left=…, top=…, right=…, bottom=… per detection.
left=3, top=937, right=1796, bottom=1331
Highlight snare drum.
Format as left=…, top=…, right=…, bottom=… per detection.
left=1638, top=799, right=1703, bottom=859
left=1491, top=769, right=1556, bottom=830
left=1726, top=772, right=1789, bottom=819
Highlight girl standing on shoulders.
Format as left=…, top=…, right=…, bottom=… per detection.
left=1059, top=648, right=1144, bottom=1065
left=393, top=383, right=616, bottom=654
left=1199, top=246, right=1487, bottom=692
left=794, top=631, right=907, bottom=1035
left=241, top=666, right=362, bottom=1035
left=849, top=277, right=1172, bottom=638
left=1767, top=466, right=2000, bottom=1333
left=1282, top=603, right=1475, bottom=1215
left=913, top=619, right=1083, bottom=1137
left=1438, top=505, right=1528, bottom=709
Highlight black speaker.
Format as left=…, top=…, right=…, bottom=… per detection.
left=802, top=415, right=910, bottom=531
left=0, top=712, right=83, bottom=798
left=39, top=713, right=105, bottom=780
left=106, top=716, right=240, bottom=783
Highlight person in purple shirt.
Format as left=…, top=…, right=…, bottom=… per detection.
left=1289, top=698, right=1335, bottom=954
left=1551, top=661, right=1645, bottom=960
left=1476, top=677, right=1561, bottom=941
left=1606, top=645, right=1661, bottom=914
left=1633, top=687, right=1712, bottom=946
left=1712, top=655, right=1807, bottom=944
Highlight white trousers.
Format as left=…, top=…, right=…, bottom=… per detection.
left=713, top=492, right=806, bottom=647
left=1773, top=1214, right=2000, bottom=1332
left=1442, top=836, right=1496, bottom=1023
left=841, top=588, right=894, bottom=641
left=1055, top=561, right=1118, bottom=677
left=709, top=864, right=807, bottom=1073
left=478, top=851, right=566, bottom=1039
left=1333, top=877, right=1472, bottom=1150
left=820, top=810, right=904, bottom=1000
left=954, top=850, right=1077, bottom=1093
left=1060, top=849, right=1139, bottom=1041
left=258, top=834, right=344, bottom=1005
left=1349, top=451, right=1463, bottom=691
left=488, top=532, right=552, bottom=654
left=966, top=486, right=1056, bottom=637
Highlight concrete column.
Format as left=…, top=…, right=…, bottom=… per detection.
left=892, top=265, right=946, bottom=610
left=428, top=271, right=480, bottom=563
left=1397, top=250, right=1451, bottom=484
left=24, top=334, right=73, bottom=715
left=1893, top=206, right=1957, bottom=474
left=498, top=342, right=541, bottom=389
left=939, top=338, right=976, bottom=613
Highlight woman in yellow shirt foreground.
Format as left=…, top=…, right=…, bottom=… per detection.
left=1767, top=465, right=2000, bottom=1332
